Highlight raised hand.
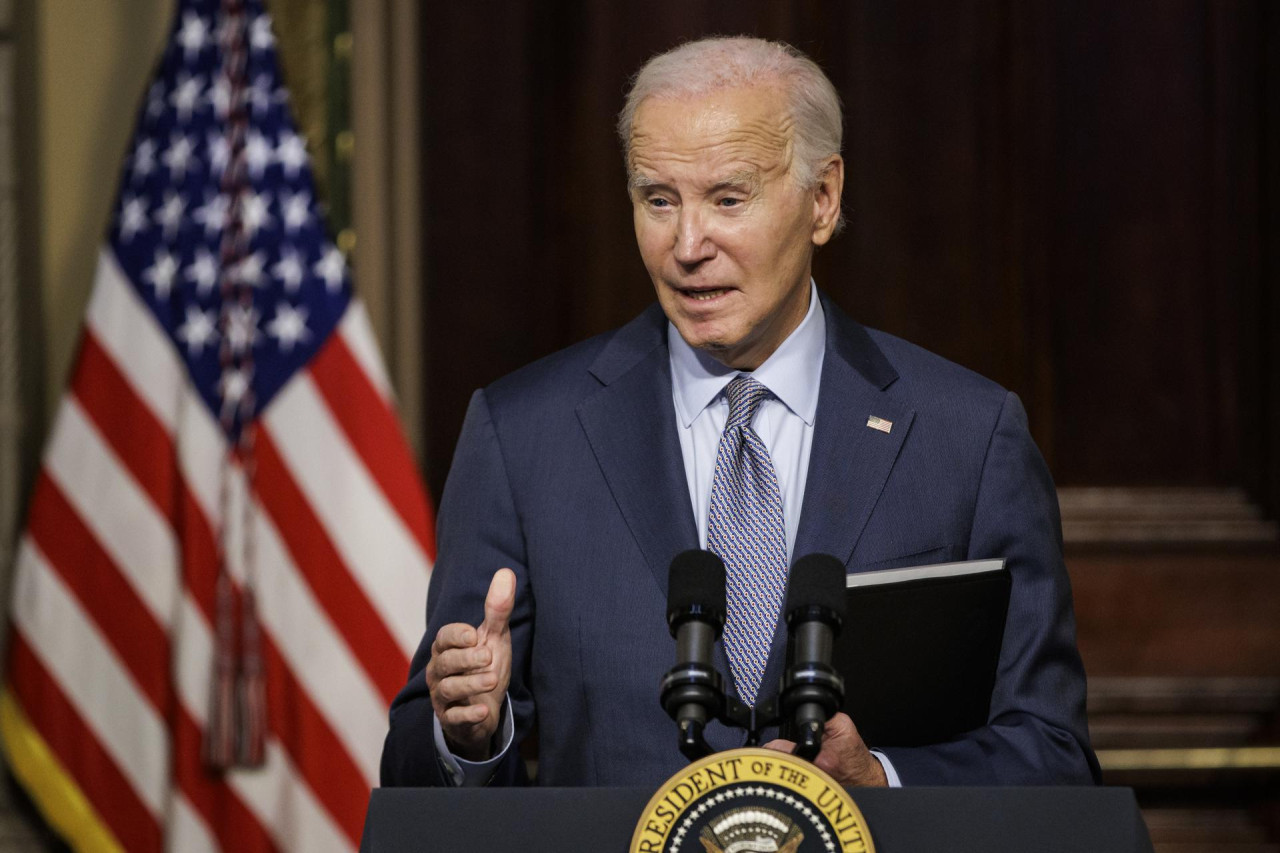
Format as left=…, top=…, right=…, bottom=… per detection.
left=425, top=568, right=516, bottom=761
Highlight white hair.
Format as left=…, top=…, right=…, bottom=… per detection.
left=618, top=36, right=844, bottom=190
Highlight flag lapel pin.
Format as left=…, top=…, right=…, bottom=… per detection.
left=866, top=415, right=893, bottom=434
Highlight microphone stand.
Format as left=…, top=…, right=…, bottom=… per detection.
left=660, top=643, right=843, bottom=761
left=659, top=666, right=789, bottom=759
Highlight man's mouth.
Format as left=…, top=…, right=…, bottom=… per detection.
left=678, top=287, right=731, bottom=302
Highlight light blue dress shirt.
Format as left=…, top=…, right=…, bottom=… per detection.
left=668, top=281, right=825, bottom=561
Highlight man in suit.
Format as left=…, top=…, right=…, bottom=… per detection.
left=381, top=36, right=1099, bottom=789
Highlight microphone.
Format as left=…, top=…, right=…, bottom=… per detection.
left=780, top=553, right=847, bottom=760
left=659, top=549, right=727, bottom=761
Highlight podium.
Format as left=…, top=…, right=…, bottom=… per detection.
left=362, top=786, right=1154, bottom=852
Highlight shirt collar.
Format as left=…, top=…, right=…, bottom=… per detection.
left=668, top=281, right=826, bottom=428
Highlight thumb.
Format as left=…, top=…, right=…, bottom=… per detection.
left=478, top=568, right=516, bottom=641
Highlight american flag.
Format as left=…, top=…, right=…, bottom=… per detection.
left=0, top=0, right=434, bottom=850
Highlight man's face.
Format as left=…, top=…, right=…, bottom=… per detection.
left=628, top=84, right=843, bottom=370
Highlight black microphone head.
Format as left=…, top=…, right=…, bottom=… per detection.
left=667, top=550, right=726, bottom=636
left=786, top=553, right=847, bottom=624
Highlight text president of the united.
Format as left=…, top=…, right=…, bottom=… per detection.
left=380, top=36, right=1099, bottom=789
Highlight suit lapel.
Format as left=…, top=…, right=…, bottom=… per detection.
left=576, top=309, right=699, bottom=600
left=576, top=311, right=739, bottom=748
left=759, top=298, right=916, bottom=710
left=793, top=296, right=915, bottom=567
left=792, top=364, right=914, bottom=568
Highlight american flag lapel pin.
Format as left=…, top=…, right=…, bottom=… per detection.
left=866, top=415, right=893, bottom=434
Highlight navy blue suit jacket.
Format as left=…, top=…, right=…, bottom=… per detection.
left=381, top=294, right=1100, bottom=788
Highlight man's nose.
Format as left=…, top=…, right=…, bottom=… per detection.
left=673, top=209, right=716, bottom=266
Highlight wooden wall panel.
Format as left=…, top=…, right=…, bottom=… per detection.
left=416, top=3, right=1280, bottom=845
left=417, top=2, right=1277, bottom=519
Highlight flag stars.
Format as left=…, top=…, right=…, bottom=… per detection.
left=142, top=249, right=180, bottom=300
left=240, top=191, right=274, bottom=238
left=225, top=304, right=261, bottom=353
left=130, top=138, right=157, bottom=181
left=248, top=74, right=278, bottom=116
left=163, top=133, right=198, bottom=181
left=175, top=11, right=211, bottom=60
left=169, top=72, right=205, bottom=122
left=272, top=247, right=305, bottom=292
left=275, top=131, right=308, bottom=178
left=244, top=130, right=274, bottom=179
left=207, top=75, right=233, bottom=121
left=193, top=193, right=230, bottom=238
left=280, top=190, right=313, bottom=233
left=186, top=248, right=219, bottom=296
left=155, top=191, right=187, bottom=238
left=118, top=194, right=150, bottom=242
left=219, top=366, right=252, bottom=413
left=267, top=303, right=310, bottom=352
left=313, top=245, right=347, bottom=292
left=250, top=14, right=276, bottom=51
left=206, top=131, right=230, bottom=178
left=176, top=306, right=219, bottom=356
left=233, top=251, right=268, bottom=288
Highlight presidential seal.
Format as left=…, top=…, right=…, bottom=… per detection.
left=630, top=748, right=875, bottom=853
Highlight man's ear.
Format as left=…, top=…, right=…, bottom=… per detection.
left=811, top=155, right=845, bottom=246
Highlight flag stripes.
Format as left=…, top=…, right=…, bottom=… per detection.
left=72, top=334, right=178, bottom=522
left=309, top=334, right=436, bottom=558
left=245, top=503, right=389, bottom=783
left=43, top=397, right=180, bottom=627
left=172, top=710, right=278, bottom=853
left=262, top=378, right=428, bottom=655
left=253, top=432, right=412, bottom=702
left=9, top=575, right=166, bottom=848
left=169, top=794, right=222, bottom=853
left=25, top=474, right=173, bottom=714
left=6, top=250, right=432, bottom=848
left=8, top=638, right=161, bottom=853
left=84, top=249, right=187, bottom=435
left=260, top=639, right=368, bottom=844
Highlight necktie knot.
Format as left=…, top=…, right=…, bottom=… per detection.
left=725, top=374, right=769, bottom=431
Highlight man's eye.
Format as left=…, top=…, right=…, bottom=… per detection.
left=648, top=197, right=671, bottom=209
left=719, top=197, right=742, bottom=207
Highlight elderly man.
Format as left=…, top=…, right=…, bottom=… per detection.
left=381, top=36, right=1099, bottom=789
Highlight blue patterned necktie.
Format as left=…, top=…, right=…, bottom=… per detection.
left=706, top=374, right=789, bottom=706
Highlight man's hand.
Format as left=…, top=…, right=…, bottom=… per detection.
left=426, top=568, right=515, bottom=761
left=763, top=713, right=888, bottom=787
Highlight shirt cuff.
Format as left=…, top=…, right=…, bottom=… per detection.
left=870, top=750, right=902, bottom=787
left=432, top=695, right=515, bottom=787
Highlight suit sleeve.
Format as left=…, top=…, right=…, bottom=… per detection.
left=380, top=389, right=533, bottom=787
left=877, top=392, right=1101, bottom=785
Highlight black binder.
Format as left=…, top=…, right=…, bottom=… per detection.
left=832, top=559, right=1012, bottom=747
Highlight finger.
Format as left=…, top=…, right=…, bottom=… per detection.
left=825, top=713, right=860, bottom=742
left=761, top=739, right=796, bottom=754
left=431, top=622, right=478, bottom=656
left=431, top=645, right=493, bottom=678
left=434, top=672, right=501, bottom=704
left=440, top=703, right=491, bottom=727
left=812, top=749, right=839, bottom=777
left=478, top=568, right=516, bottom=640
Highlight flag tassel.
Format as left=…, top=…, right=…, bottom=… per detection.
left=205, top=569, right=240, bottom=769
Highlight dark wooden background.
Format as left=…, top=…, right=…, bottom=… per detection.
left=416, top=2, right=1280, bottom=846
